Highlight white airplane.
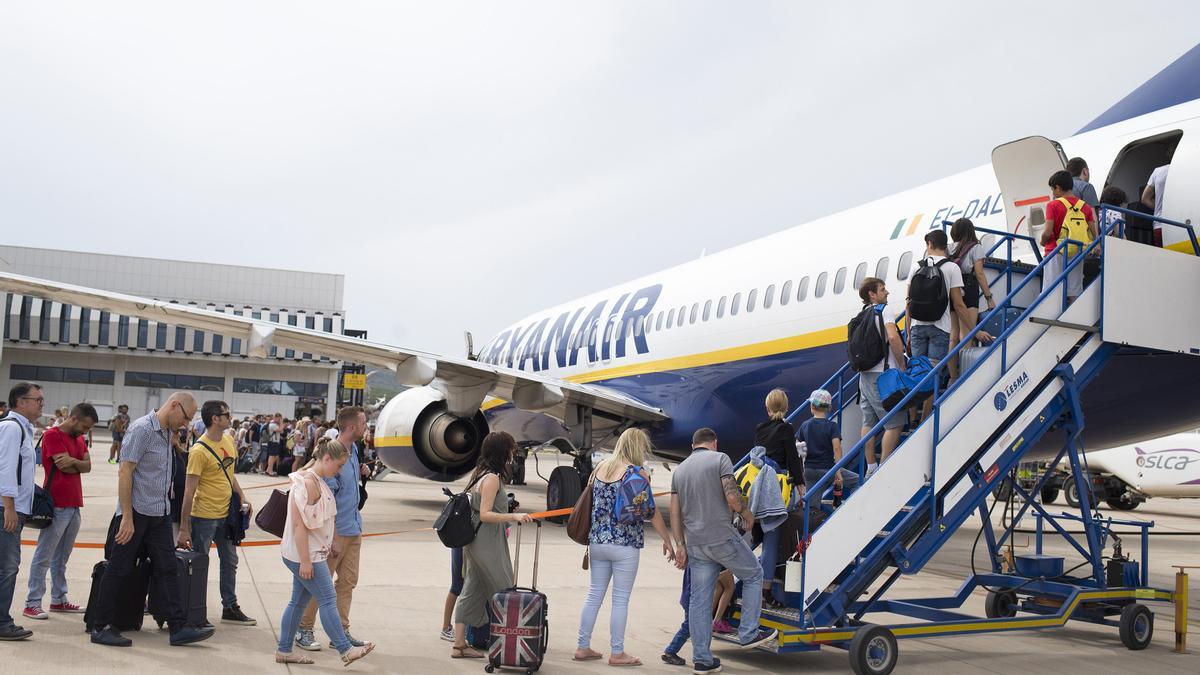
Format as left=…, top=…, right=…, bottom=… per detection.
left=5, top=44, right=1200, bottom=513
left=1053, top=432, right=1200, bottom=510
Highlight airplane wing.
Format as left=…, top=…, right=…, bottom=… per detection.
left=0, top=271, right=667, bottom=425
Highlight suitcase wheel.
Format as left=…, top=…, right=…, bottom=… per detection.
left=484, top=666, right=494, bottom=673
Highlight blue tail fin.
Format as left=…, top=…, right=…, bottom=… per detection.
left=1078, top=44, right=1200, bottom=134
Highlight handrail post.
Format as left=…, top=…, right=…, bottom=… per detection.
left=929, top=374, right=939, bottom=529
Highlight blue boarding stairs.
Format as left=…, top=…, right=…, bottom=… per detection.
left=725, top=207, right=1199, bottom=675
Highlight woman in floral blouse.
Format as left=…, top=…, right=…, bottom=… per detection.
left=574, top=428, right=676, bottom=666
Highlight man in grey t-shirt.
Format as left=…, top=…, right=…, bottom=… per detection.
left=670, top=428, right=777, bottom=669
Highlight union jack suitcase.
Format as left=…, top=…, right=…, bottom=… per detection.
left=486, top=521, right=548, bottom=673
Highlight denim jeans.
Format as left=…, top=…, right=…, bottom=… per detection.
left=0, top=510, right=24, bottom=630
left=759, top=528, right=780, bottom=598
left=687, top=535, right=763, bottom=665
left=909, top=323, right=950, bottom=362
left=278, top=558, right=352, bottom=654
left=26, top=506, right=81, bottom=607
left=190, top=516, right=239, bottom=609
left=664, top=604, right=690, bottom=656
left=577, top=543, right=640, bottom=654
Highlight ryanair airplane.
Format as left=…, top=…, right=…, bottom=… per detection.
left=5, top=44, right=1200, bottom=512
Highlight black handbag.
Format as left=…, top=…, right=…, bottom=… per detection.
left=196, top=440, right=247, bottom=545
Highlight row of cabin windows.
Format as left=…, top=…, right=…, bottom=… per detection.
left=639, top=251, right=916, bottom=335
left=492, top=250, right=921, bottom=363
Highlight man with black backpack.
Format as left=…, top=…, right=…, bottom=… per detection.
left=907, top=230, right=990, bottom=420
left=851, top=278, right=907, bottom=474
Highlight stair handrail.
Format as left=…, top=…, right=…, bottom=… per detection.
left=792, top=223, right=1108, bottom=620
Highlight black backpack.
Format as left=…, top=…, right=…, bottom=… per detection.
left=435, top=473, right=487, bottom=548
left=847, top=304, right=887, bottom=372
left=908, top=257, right=951, bottom=322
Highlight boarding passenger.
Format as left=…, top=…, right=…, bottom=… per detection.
left=23, top=403, right=97, bottom=620
left=274, top=438, right=375, bottom=666
left=574, top=428, right=676, bottom=666
left=0, top=383, right=45, bottom=641
left=295, top=406, right=370, bottom=651
left=1041, top=170, right=1097, bottom=303
left=450, top=431, right=533, bottom=659
left=856, top=278, right=906, bottom=472
left=1067, top=157, right=1100, bottom=209
left=90, top=392, right=214, bottom=647
left=753, top=389, right=805, bottom=485
left=948, top=218, right=996, bottom=377
left=908, top=230, right=983, bottom=421
left=1143, top=164, right=1169, bottom=217
left=799, top=389, right=859, bottom=499
left=670, top=427, right=777, bottom=673
left=711, top=569, right=736, bottom=634
left=108, top=404, right=130, bottom=465
left=176, top=400, right=256, bottom=626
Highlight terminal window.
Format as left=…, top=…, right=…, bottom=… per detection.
left=233, top=378, right=325, bottom=397
left=125, top=371, right=224, bottom=391
left=10, top=364, right=114, bottom=385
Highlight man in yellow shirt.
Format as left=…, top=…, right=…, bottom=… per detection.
left=177, top=400, right=256, bottom=626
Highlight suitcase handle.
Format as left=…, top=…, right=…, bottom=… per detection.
left=511, top=521, right=542, bottom=590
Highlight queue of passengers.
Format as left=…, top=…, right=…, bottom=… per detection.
left=0, top=385, right=375, bottom=666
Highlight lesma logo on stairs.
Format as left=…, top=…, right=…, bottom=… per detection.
left=993, top=371, right=1030, bottom=412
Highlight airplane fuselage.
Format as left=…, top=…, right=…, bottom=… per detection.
left=479, top=99, right=1200, bottom=461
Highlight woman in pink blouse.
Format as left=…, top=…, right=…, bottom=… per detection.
left=274, top=439, right=375, bottom=665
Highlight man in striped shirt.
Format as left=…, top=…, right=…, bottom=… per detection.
left=90, top=392, right=215, bottom=648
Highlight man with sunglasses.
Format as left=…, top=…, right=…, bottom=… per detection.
left=0, top=382, right=44, bottom=641
left=177, top=400, right=255, bottom=627
left=91, top=392, right=214, bottom=648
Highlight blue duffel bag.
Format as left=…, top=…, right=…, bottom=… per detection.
left=878, top=355, right=936, bottom=412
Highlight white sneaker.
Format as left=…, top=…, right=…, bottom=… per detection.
left=865, top=464, right=878, bottom=478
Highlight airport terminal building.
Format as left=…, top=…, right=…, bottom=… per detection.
left=0, top=245, right=356, bottom=424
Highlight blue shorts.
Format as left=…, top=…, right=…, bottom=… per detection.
left=112, top=432, right=124, bottom=443
left=910, top=324, right=950, bottom=363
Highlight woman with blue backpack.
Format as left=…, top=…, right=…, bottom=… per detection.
left=574, top=428, right=676, bottom=667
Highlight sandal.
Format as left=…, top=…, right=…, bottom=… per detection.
left=275, top=652, right=315, bottom=665
left=450, top=645, right=484, bottom=659
left=574, top=648, right=603, bottom=661
left=342, top=642, right=375, bottom=666
left=608, top=653, right=643, bottom=667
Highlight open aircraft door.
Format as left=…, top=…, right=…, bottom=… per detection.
left=1158, top=133, right=1198, bottom=251
left=991, top=136, right=1068, bottom=248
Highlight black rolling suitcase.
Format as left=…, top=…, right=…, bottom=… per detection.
left=485, top=521, right=548, bottom=674
left=83, top=557, right=152, bottom=633
left=148, top=549, right=209, bottom=628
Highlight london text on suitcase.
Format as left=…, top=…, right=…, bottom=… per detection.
left=486, top=521, right=548, bottom=674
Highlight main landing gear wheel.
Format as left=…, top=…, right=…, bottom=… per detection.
left=992, top=478, right=1013, bottom=502
left=984, top=589, right=1018, bottom=618
left=1064, top=479, right=1082, bottom=508
left=848, top=624, right=897, bottom=675
left=1119, top=603, right=1153, bottom=650
left=546, top=466, right=582, bottom=524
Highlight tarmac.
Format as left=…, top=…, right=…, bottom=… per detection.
left=5, top=439, right=1200, bottom=674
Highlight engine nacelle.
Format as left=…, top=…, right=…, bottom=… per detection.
left=374, top=386, right=489, bottom=482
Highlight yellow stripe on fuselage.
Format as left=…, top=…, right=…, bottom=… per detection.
left=562, top=325, right=847, bottom=385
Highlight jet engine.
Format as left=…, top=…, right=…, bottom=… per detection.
left=373, top=386, right=489, bottom=482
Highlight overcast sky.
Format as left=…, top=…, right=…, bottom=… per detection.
left=2, top=2, right=1196, bottom=355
